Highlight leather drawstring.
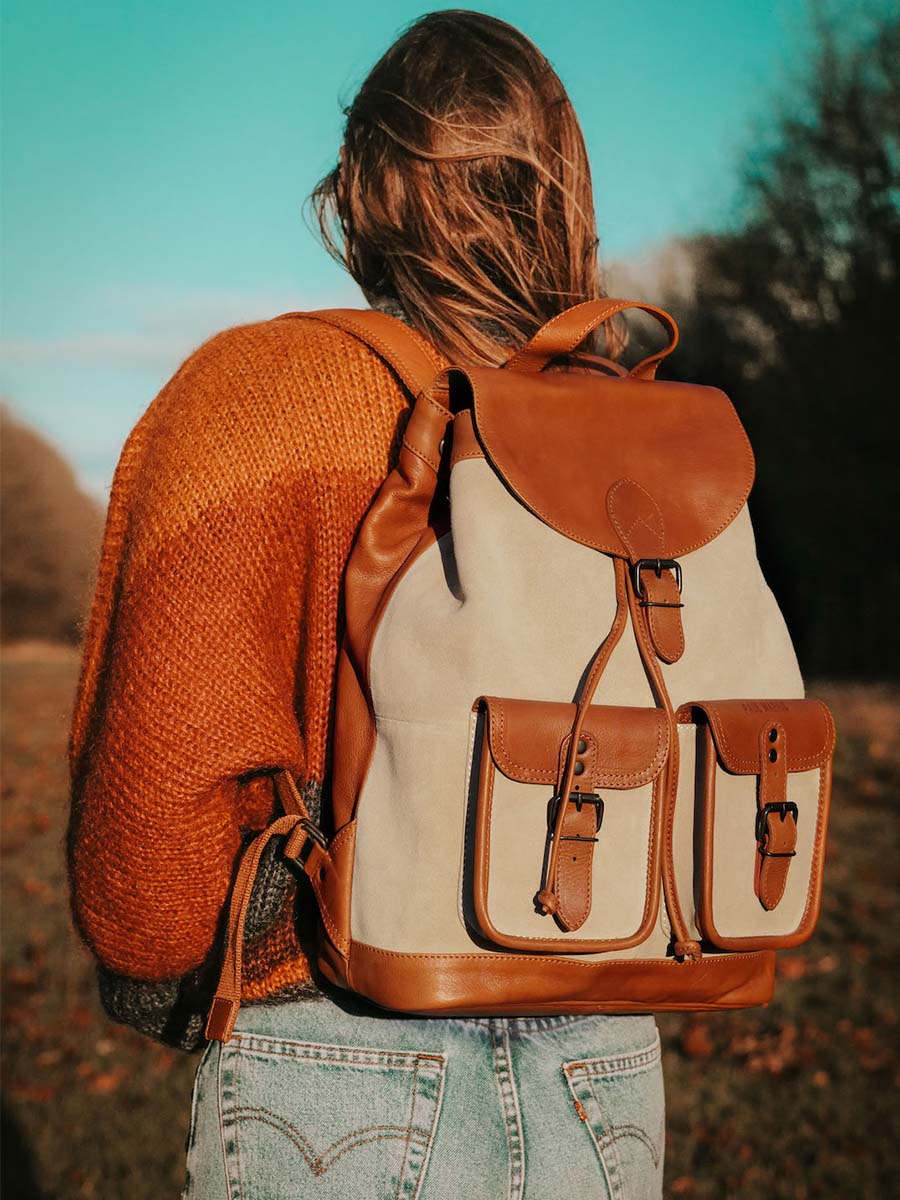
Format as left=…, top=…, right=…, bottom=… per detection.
left=537, top=554, right=701, bottom=961
left=623, top=564, right=700, bottom=960
left=536, top=557, right=629, bottom=920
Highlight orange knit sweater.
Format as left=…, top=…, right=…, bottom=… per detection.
left=67, top=312, right=424, bottom=1029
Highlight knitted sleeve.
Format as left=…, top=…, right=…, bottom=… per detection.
left=67, top=323, right=315, bottom=989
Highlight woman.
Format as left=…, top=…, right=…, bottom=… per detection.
left=68, top=12, right=664, bottom=1198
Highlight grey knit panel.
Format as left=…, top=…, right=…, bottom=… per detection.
left=96, top=777, right=329, bottom=1051
left=96, top=955, right=326, bottom=1052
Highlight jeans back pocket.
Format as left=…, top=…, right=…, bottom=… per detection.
left=562, top=1033, right=664, bottom=1200
left=220, top=1033, right=446, bottom=1200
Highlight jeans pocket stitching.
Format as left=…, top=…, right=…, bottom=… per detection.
left=564, top=1030, right=662, bottom=1079
left=562, top=1044, right=663, bottom=1200
left=231, top=1033, right=446, bottom=1069
left=226, top=1108, right=433, bottom=1175
left=221, top=1039, right=447, bottom=1199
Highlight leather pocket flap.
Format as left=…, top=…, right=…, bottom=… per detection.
left=478, top=696, right=669, bottom=789
left=676, top=699, right=835, bottom=774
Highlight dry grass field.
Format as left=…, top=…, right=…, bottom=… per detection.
left=2, top=644, right=898, bottom=1198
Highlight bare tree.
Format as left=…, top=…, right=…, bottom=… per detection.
left=666, top=9, right=899, bottom=677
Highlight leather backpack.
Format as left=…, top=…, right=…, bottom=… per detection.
left=206, top=299, right=836, bottom=1042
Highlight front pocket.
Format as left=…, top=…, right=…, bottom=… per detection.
left=563, top=1033, right=664, bottom=1200
left=676, top=698, right=836, bottom=950
left=465, top=696, right=669, bottom=952
left=219, top=1033, right=446, bottom=1200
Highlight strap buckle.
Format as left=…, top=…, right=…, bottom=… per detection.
left=547, top=792, right=605, bottom=843
left=284, top=816, right=329, bottom=865
left=631, top=558, right=683, bottom=603
left=755, top=801, right=799, bottom=854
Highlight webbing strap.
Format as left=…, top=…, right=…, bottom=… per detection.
left=205, top=771, right=328, bottom=1043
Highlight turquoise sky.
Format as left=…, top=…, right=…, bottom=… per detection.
left=2, top=1, right=810, bottom=497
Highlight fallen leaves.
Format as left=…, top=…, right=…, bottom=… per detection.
left=681, top=1023, right=715, bottom=1059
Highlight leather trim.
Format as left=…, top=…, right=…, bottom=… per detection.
left=694, top=723, right=833, bottom=950
left=482, top=697, right=669, bottom=788
left=296, top=308, right=445, bottom=398
left=471, top=731, right=664, bottom=952
left=448, top=408, right=484, bottom=469
left=341, top=941, right=776, bottom=1014
left=677, top=699, right=836, bottom=773
left=311, top=314, right=451, bottom=946
left=464, top=365, right=755, bottom=559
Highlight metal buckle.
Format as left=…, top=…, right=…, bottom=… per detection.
left=547, top=792, right=605, bottom=843
left=298, top=817, right=328, bottom=848
left=631, top=558, right=683, bottom=602
left=755, top=801, right=799, bottom=846
left=294, top=817, right=328, bottom=864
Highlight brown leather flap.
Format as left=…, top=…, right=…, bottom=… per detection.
left=456, top=365, right=754, bottom=558
left=676, top=699, right=836, bottom=774
left=478, top=696, right=669, bottom=789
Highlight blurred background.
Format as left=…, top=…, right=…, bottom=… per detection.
left=1, top=1, right=897, bottom=1196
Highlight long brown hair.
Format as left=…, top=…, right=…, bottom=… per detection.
left=310, top=10, right=619, bottom=364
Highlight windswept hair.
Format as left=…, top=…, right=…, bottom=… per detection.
left=310, top=10, right=621, bottom=364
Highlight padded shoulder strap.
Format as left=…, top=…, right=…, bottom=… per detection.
left=277, top=307, right=447, bottom=398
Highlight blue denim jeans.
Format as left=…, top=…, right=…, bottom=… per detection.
left=182, top=991, right=664, bottom=1199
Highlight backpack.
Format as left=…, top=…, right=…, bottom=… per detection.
left=205, top=299, right=836, bottom=1042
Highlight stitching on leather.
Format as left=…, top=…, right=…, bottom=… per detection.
left=354, top=943, right=767, bottom=965
left=472, top=376, right=756, bottom=558
left=402, top=437, right=440, bottom=475
left=506, top=301, right=675, bottom=374
left=402, top=322, right=449, bottom=372
left=625, top=580, right=688, bottom=945
left=310, top=870, right=348, bottom=954
left=488, top=702, right=669, bottom=786
left=708, top=762, right=828, bottom=947
left=607, top=478, right=666, bottom=558
left=646, top=573, right=685, bottom=662
left=319, top=314, right=439, bottom=399
left=418, top=388, right=452, bottom=419
left=479, top=761, right=660, bottom=949
left=702, top=702, right=835, bottom=771
left=328, top=822, right=355, bottom=855
left=555, top=789, right=596, bottom=930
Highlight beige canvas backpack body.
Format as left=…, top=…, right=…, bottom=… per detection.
left=206, top=299, right=836, bottom=1042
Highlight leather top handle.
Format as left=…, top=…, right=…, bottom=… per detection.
left=503, top=299, right=680, bottom=381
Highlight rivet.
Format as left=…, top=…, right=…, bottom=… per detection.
left=577, top=738, right=587, bottom=755
left=768, top=728, right=778, bottom=742
left=768, top=748, right=778, bottom=762
left=574, top=761, right=585, bottom=776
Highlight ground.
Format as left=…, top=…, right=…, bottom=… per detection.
left=1, top=644, right=897, bottom=1198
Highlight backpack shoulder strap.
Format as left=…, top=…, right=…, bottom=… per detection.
left=276, top=307, right=448, bottom=398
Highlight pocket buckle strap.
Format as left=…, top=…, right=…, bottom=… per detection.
left=755, top=800, right=799, bottom=855
left=547, top=792, right=604, bottom=843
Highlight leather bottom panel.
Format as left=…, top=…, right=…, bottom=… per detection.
left=338, top=941, right=775, bottom=1016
